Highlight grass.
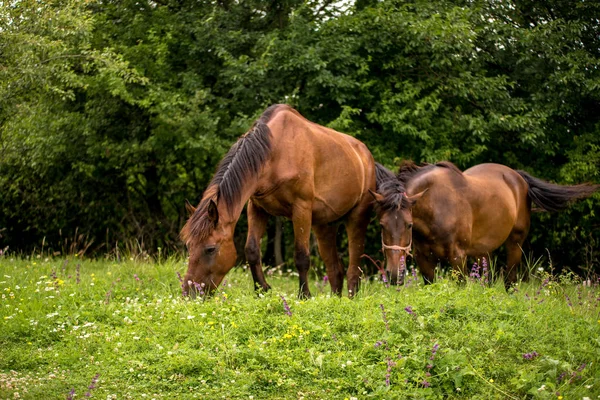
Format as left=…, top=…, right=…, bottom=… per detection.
left=0, top=254, right=599, bottom=399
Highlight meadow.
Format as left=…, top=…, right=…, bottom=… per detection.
left=0, top=254, right=599, bottom=399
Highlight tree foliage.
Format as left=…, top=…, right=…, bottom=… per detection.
left=1, top=0, right=598, bottom=272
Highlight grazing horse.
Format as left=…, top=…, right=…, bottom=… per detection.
left=181, top=104, right=376, bottom=298
left=370, top=163, right=426, bottom=284
left=373, top=161, right=599, bottom=288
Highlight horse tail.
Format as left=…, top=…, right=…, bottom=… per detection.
left=516, top=170, right=600, bottom=212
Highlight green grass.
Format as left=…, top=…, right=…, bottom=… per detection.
left=1, top=255, right=599, bottom=399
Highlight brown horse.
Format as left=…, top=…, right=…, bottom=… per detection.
left=373, top=161, right=599, bottom=288
left=181, top=104, right=376, bottom=298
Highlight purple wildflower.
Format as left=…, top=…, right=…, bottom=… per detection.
left=565, top=294, right=573, bottom=308
left=385, top=356, right=396, bottom=386
left=522, top=351, right=539, bottom=360
left=193, top=281, right=205, bottom=297
left=404, top=306, right=414, bottom=315
left=134, top=274, right=140, bottom=282
left=481, top=257, right=489, bottom=285
left=421, top=380, right=431, bottom=388
left=557, top=371, right=567, bottom=383
left=374, top=340, right=386, bottom=348
left=84, top=373, right=100, bottom=397
left=323, top=275, right=329, bottom=283
left=67, top=388, right=75, bottom=400
left=177, top=272, right=187, bottom=296
left=380, top=304, right=390, bottom=331
left=280, top=295, right=292, bottom=317
left=430, top=343, right=439, bottom=360
left=470, top=261, right=480, bottom=280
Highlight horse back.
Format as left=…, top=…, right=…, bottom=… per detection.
left=253, top=107, right=375, bottom=223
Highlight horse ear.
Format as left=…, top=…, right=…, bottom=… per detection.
left=207, top=199, right=219, bottom=225
left=368, top=189, right=385, bottom=203
left=406, top=188, right=428, bottom=204
left=185, top=200, right=197, bottom=216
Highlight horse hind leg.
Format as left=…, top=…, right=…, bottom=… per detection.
left=345, top=202, right=371, bottom=297
left=313, top=224, right=344, bottom=296
left=245, top=200, right=271, bottom=293
left=414, top=248, right=437, bottom=284
left=504, top=231, right=527, bottom=291
left=448, top=246, right=468, bottom=284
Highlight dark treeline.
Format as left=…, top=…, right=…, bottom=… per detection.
left=1, top=0, right=599, bottom=274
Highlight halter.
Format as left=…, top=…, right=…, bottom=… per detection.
left=381, top=233, right=412, bottom=257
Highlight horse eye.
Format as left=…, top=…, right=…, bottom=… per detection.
left=205, top=246, right=217, bottom=255
left=407, top=223, right=413, bottom=229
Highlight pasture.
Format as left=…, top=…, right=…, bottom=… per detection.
left=1, top=255, right=599, bottom=399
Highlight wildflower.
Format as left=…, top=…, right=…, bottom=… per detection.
left=385, top=356, right=396, bottom=386
left=76, top=264, right=81, bottom=284
left=323, top=275, right=329, bottom=283
left=380, top=304, right=389, bottom=331
left=411, top=266, right=418, bottom=283
left=523, top=351, right=539, bottom=360
left=193, top=281, right=205, bottom=297
left=470, top=261, right=480, bottom=280
left=280, top=295, right=292, bottom=317
left=421, top=380, right=431, bottom=388
left=134, top=274, right=140, bottom=282
left=565, top=294, right=573, bottom=308
left=84, top=373, right=100, bottom=397
left=404, top=306, right=414, bottom=315
left=430, top=343, right=439, bottom=360
left=481, top=257, right=489, bottom=285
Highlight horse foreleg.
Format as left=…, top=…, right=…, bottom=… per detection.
left=345, top=209, right=370, bottom=298
left=245, top=200, right=271, bottom=293
left=414, top=249, right=436, bottom=284
left=292, top=202, right=313, bottom=299
left=314, top=224, right=344, bottom=296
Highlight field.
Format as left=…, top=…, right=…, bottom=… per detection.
left=1, top=255, right=599, bottom=399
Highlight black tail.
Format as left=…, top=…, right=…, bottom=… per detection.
left=516, top=170, right=600, bottom=212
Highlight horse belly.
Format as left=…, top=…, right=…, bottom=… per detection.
left=468, top=202, right=516, bottom=254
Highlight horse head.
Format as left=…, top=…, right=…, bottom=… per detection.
left=180, top=197, right=238, bottom=297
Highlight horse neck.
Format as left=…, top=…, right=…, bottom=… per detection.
left=216, top=180, right=259, bottom=228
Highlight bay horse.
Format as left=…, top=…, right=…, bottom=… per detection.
left=181, top=104, right=376, bottom=298
left=373, top=161, right=599, bottom=288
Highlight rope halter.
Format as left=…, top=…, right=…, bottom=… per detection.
left=381, top=233, right=412, bottom=257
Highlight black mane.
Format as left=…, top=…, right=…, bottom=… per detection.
left=374, top=163, right=412, bottom=212
left=375, top=161, right=462, bottom=212
left=181, top=104, right=284, bottom=243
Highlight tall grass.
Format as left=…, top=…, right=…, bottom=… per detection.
left=0, top=254, right=598, bottom=399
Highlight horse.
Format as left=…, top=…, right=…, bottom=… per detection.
left=369, top=162, right=426, bottom=284
left=180, top=104, right=376, bottom=298
left=372, top=161, right=599, bottom=288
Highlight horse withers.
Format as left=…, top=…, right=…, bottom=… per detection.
left=373, top=161, right=599, bottom=289
left=180, top=104, right=376, bottom=298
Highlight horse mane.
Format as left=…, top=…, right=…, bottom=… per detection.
left=397, top=160, right=462, bottom=186
left=374, top=160, right=463, bottom=212
left=181, top=104, right=285, bottom=244
left=374, top=163, right=413, bottom=212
